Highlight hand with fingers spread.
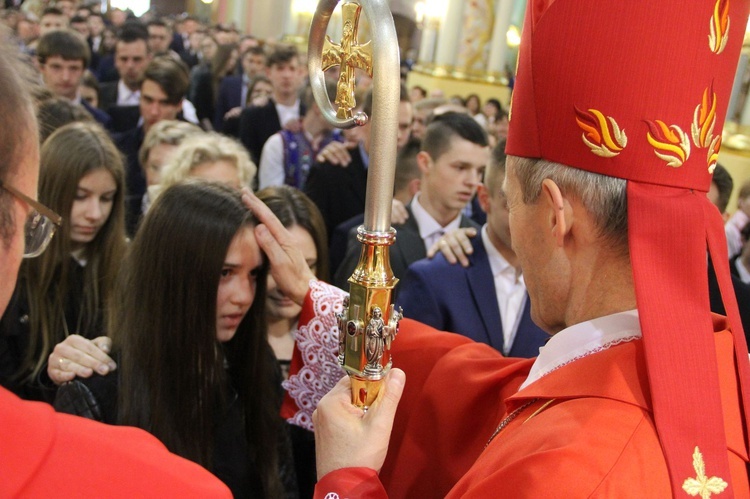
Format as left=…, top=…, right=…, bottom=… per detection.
left=313, top=369, right=406, bottom=479
left=241, top=188, right=316, bottom=305
left=47, top=334, right=117, bottom=385
left=427, top=227, right=478, bottom=267
left=316, top=140, right=355, bottom=167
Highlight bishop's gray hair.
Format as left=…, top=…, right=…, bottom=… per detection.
left=509, top=156, right=628, bottom=254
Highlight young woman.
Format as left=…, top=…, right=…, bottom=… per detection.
left=56, top=181, right=297, bottom=498
left=190, top=43, right=239, bottom=129
left=255, top=186, right=329, bottom=498
left=256, top=186, right=329, bottom=380
left=0, top=121, right=126, bottom=401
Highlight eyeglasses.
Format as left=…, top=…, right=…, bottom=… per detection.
left=0, top=180, right=62, bottom=258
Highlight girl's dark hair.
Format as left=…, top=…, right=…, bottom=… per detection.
left=115, top=181, right=282, bottom=496
left=21, top=121, right=126, bottom=382
left=256, top=185, right=329, bottom=281
left=210, top=43, right=238, bottom=97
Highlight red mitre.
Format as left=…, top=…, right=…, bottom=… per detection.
left=506, top=0, right=750, bottom=496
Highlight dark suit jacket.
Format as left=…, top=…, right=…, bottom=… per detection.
left=81, top=100, right=111, bottom=130
left=188, top=66, right=214, bottom=125
left=113, top=125, right=145, bottom=236
left=214, top=75, right=243, bottom=132
left=97, top=81, right=118, bottom=113
left=333, top=204, right=480, bottom=292
left=304, top=146, right=368, bottom=240
left=97, top=81, right=141, bottom=132
left=239, top=99, right=305, bottom=165
left=96, top=54, right=118, bottom=83
left=397, top=234, right=548, bottom=357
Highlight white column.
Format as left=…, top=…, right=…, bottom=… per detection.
left=487, top=0, right=514, bottom=75
left=417, top=20, right=439, bottom=64
left=433, top=0, right=464, bottom=68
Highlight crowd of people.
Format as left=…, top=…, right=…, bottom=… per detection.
left=0, top=2, right=513, bottom=497
left=0, top=0, right=749, bottom=497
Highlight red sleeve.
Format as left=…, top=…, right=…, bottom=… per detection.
left=314, top=468, right=388, bottom=499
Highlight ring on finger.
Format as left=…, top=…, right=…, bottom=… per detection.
left=58, top=357, right=67, bottom=369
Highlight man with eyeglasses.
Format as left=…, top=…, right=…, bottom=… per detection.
left=0, top=32, right=229, bottom=497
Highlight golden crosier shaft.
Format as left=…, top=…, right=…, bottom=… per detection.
left=310, top=0, right=402, bottom=409
left=337, top=228, right=401, bottom=409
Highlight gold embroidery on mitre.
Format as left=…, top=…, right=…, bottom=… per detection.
left=574, top=107, right=627, bottom=158
left=682, top=446, right=728, bottom=498
left=645, top=120, right=691, bottom=168
left=709, top=0, right=730, bottom=55
left=707, top=135, right=722, bottom=173
left=692, top=85, right=722, bottom=173
left=692, top=85, right=718, bottom=148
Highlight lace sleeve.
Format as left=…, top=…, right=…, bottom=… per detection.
left=282, top=280, right=347, bottom=431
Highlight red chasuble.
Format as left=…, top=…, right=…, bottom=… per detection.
left=298, top=295, right=749, bottom=498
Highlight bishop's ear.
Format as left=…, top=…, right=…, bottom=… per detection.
left=541, top=178, right=570, bottom=247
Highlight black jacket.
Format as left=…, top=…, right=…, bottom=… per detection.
left=239, top=99, right=305, bottom=165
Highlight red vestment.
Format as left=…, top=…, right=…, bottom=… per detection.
left=0, top=387, right=231, bottom=498
left=285, top=286, right=749, bottom=498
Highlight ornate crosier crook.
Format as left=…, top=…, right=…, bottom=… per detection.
left=308, top=0, right=402, bottom=409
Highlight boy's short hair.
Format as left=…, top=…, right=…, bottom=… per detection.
left=37, top=29, right=90, bottom=67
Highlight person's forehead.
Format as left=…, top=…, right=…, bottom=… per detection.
left=398, top=101, right=412, bottom=120
left=116, top=39, right=148, bottom=55
left=436, top=136, right=487, bottom=162
left=41, top=14, right=65, bottom=23
left=271, top=58, right=298, bottom=69
left=45, top=55, right=84, bottom=67
left=141, top=80, right=169, bottom=100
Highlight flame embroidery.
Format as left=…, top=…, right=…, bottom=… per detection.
left=707, top=135, right=721, bottom=173
left=709, top=0, right=730, bottom=54
left=692, top=85, right=718, bottom=148
left=645, top=120, right=691, bottom=168
left=575, top=107, right=627, bottom=158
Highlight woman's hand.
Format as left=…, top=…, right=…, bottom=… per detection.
left=242, top=188, right=316, bottom=305
left=47, top=335, right=116, bottom=385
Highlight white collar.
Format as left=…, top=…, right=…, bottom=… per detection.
left=481, top=224, right=517, bottom=279
left=411, top=193, right=462, bottom=240
left=519, top=309, right=641, bottom=391
left=118, top=79, right=139, bottom=101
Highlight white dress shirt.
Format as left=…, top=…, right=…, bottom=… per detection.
left=410, top=193, right=462, bottom=253
left=482, top=225, right=526, bottom=355
left=276, top=99, right=301, bottom=129
left=116, top=79, right=141, bottom=106
left=519, top=310, right=641, bottom=391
